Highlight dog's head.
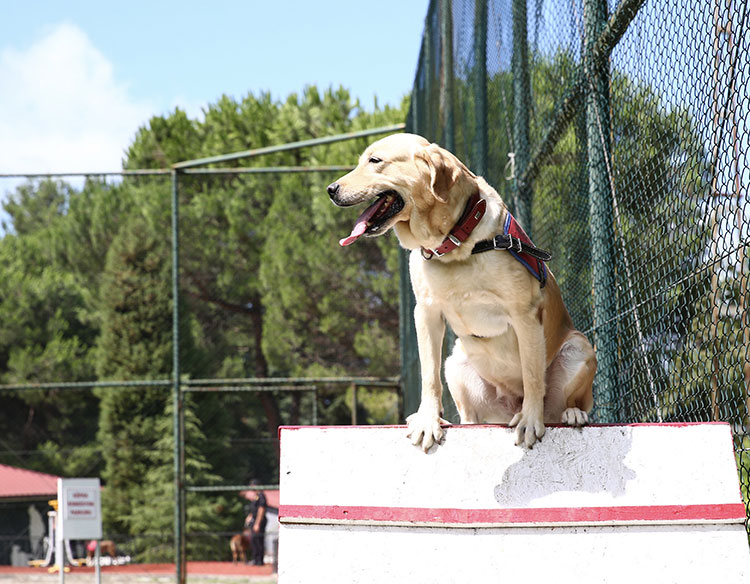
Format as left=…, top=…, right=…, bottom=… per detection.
left=328, top=133, right=477, bottom=250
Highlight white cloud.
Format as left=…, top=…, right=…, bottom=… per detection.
left=0, top=22, right=153, bottom=175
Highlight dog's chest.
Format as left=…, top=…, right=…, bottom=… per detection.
left=442, top=293, right=512, bottom=338
left=416, top=260, right=514, bottom=339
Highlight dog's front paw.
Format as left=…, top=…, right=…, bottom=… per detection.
left=406, top=409, right=447, bottom=452
left=561, top=407, right=589, bottom=426
left=509, top=409, right=545, bottom=448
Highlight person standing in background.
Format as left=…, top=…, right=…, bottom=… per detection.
left=243, top=480, right=267, bottom=566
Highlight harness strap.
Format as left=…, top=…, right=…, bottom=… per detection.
left=471, top=235, right=551, bottom=261
left=472, top=212, right=551, bottom=287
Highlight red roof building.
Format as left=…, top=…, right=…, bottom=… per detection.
left=0, top=464, right=58, bottom=502
left=0, top=464, right=59, bottom=566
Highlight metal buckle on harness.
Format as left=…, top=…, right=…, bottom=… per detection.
left=508, top=234, right=523, bottom=253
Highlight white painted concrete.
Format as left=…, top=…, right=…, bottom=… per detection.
left=280, top=424, right=742, bottom=511
left=278, top=424, right=749, bottom=582
left=279, top=522, right=748, bottom=583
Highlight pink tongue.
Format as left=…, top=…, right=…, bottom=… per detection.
left=339, top=198, right=385, bottom=247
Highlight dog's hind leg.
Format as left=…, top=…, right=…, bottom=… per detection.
left=445, top=340, right=483, bottom=423
left=550, top=332, right=596, bottom=426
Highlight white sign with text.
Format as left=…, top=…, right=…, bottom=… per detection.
left=57, top=478, right=102, bottom=539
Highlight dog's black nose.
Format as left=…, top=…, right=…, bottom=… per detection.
left=327, top=182, right=340, bottom=199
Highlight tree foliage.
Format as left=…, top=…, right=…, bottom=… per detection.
left=0, top=85, right=406, bottom=552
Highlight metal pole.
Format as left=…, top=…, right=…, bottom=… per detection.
left=472, top=0, right=488, bottom=177
left=584, top=0, right=617, bottom=422
left=185, top=484, right=279, bottom=493
left=723, top=0, right=750, bottom=427
left=171, top=170, right=186, bottom=584
left=95, top=541, right=101, bottom=584
left=351, top=384, right=358, bottom=425
left=0, top=379, right=172, bottom=391
left=0, top=169, right=171, bottom=178
left=424, top=5, right=435, bottom=138
left=173, top=124, right=405, bottom=169
left=709, top=204, right=722, bottom=421
left=183, top=376, right=398, bottom=387
left=410, top=40, right=424, bottom=135
left=182, top=165, right=354, bottom=175
left=435, top=0, right=461, bottom=423
left=512, top=0, right=533, bottom=232
left=709, top=0, right=723, bottom=422
left=440, top=0, right=455, bottom=152
left=399, top=244, right=420, bottom=418
left=56, top=509, right=64, bottom=584
left=401, top=18, right=427, bottom=420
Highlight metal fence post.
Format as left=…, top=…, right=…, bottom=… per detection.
left=351, top=383, right=358, bottom=425
left=584, top=0, right=617, bottom=422
left=512, top=0, right=533, bottom=233
left=411, top=48, right=424, bottom=137
left=402, top=66, right=418, bottom=419
left=424, top=7, right=435, bottom=138
left=438, top=0, right=460, bottom=423
left=473, top=0, right=488, bottom=177
left=401, top=10, right=433, bottom=419
left=171, top=170, right=186, bottom=584
left=399, top=245, right=419, bottom=418
left=440, top=0, right=455, bottom=152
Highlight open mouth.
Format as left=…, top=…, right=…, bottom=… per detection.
left=339, top=190, right=405, bottom=246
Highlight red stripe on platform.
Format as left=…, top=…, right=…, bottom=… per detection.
left=279, top=503, right=746, bottom=526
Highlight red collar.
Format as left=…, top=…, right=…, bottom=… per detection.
left=421, top=191, right=486, bottom=259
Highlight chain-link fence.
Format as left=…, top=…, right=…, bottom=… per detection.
left=402, top=0, right=749, bottom=529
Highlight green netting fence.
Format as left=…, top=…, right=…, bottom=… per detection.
left=401, top=0, right=749, bottom=529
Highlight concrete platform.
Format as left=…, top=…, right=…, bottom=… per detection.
left=278, top=423, right=749, bottom=583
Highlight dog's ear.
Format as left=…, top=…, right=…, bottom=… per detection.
left=414, top=143, right=462, bottom=203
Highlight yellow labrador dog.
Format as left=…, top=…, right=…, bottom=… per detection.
left=328, top=133, right=595, bottom=450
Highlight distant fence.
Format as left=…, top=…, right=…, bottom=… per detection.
left=0, top=377, right=399, bottom=570
left=0, top=123, right=404, bottom=580
left=402, top=0, right=749, bottom=530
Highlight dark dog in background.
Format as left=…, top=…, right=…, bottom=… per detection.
left=230, top=529, right=252, bottom=563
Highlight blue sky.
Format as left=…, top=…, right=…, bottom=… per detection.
left=0, top=1, right=429, bottom=177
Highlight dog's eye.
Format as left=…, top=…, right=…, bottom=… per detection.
left=369, top=156, right=382, bottom=164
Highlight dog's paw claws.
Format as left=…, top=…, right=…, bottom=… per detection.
left=406, top=411, right=445, bottom=452
left=561, top=407, right=589, bottom=427
left=509, top=411, right=545, bottom=448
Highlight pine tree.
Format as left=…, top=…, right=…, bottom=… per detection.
left=126, top=398, right=235, bottom=562
left=95, top=215, right=173, bottom=534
